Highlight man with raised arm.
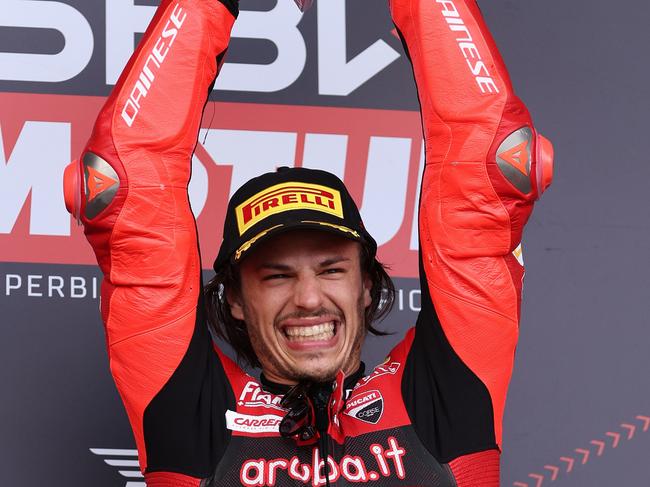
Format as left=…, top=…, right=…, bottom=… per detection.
left=63, top=0, right=553, bottom=485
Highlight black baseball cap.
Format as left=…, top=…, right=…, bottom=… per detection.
left=213, top=167, right=376, bottom=271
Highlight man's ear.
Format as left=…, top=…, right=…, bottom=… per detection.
left=363, top=273, right=373, bottom=309
left=227, top=288, right=245, bottom=321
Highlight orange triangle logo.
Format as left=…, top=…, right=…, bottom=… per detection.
left=498, top=140, right=529, bottom=175
left=87, top=166, right=118, bottom=201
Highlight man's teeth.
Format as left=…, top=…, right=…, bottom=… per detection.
left=284, top=322, right=335, bottom=341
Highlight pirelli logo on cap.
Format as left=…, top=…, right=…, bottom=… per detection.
left=236, top=182, right=344, bottom=235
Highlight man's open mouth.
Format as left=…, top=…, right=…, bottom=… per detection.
left=282, top=321, right=337, bottom=342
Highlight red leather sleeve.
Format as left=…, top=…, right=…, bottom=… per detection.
left=390, top=0, right=550, bottom=450
left=69, top=0, right=236, bottom=473
left=145, top=472, right=202, bottom=487
left=449, top=450, right=500, bottom=487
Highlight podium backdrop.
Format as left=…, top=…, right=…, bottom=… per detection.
left=2, top=1, right=649, bottom=485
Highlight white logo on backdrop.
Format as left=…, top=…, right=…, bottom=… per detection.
left=0, top=123, right=425, bottom=251
left=90, top=448, right=144, bottom=487
left=0, top=0, right=93, bottom=82
left=1, top=0, right=400, bottom=95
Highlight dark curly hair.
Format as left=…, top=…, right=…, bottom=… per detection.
left=204, top=241, right=395, bottom=368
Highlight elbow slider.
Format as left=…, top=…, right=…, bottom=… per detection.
left=64, top=159, right=82, bottom=223
left=496, top=127, right=554, bottom=200
left=535, top=133, right=554, bottom=198
left=63, top=152, right=121, bottom=222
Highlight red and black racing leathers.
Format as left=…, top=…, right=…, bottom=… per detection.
left=64, top=0, right=552, bottom=485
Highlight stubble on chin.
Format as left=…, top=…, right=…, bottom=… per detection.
left=246, top=296, right=368, bottom=384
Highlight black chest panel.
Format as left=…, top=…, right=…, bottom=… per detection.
left=206, top=427, right=455, bottom=487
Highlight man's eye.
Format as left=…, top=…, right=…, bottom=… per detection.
left=323, top=268, right=343, bottom=275
left=264, top=274, right=288, bottom=281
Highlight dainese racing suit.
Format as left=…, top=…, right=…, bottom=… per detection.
left=63, top=0, right=552, bottom=485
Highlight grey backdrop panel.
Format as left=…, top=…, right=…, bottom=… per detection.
left=1, top=0, right=649, bottom=485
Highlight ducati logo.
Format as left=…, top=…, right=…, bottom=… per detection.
left=345, top=390, right=384, bottom=424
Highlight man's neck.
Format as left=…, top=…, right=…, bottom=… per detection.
left=260, top=363, right=365, bottom=395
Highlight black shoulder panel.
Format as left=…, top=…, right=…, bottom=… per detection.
left=216, top=0, right=238, bottom=18
left=143, top=290, right=236, bottom=478
left=402, top=255, right=497, bottom=464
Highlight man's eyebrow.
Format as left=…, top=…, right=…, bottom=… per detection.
left=258, top=263, right=293, bottom=272
left=319, top=256, right=350, bottom=267
left=257, top=256, right=350, bottom=271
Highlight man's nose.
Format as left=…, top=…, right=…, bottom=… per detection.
left=293, top=274, right=324, bottom=310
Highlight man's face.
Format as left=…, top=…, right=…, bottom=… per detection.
left=228, top=230, right=372, bottom=384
